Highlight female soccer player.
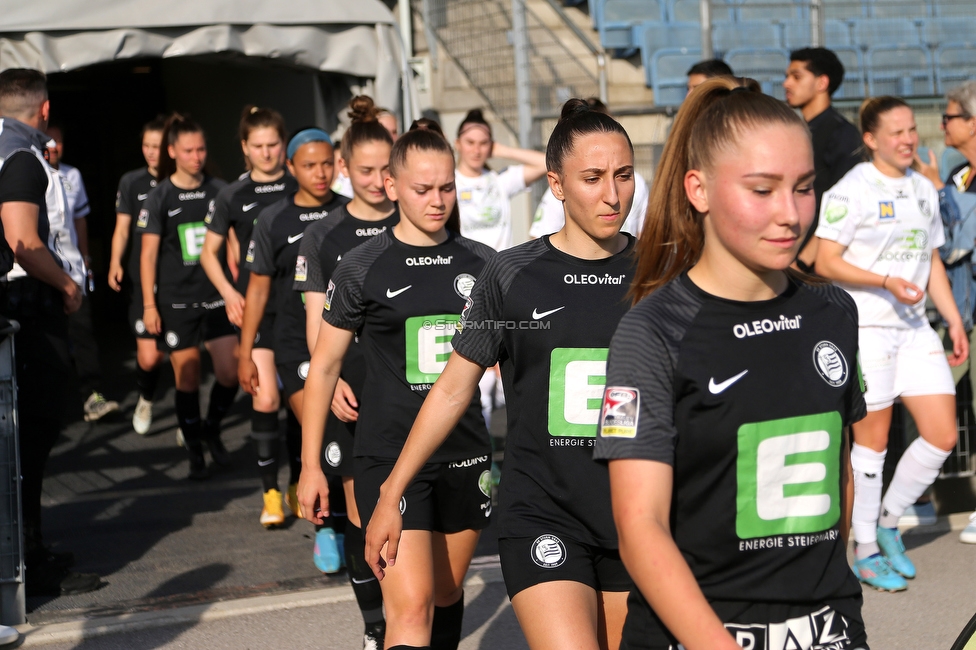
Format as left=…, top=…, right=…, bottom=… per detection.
left=298, top=121, right=494, bottom=650
left=138, top=114, right=239, bottom=480
left=365, top=98, right=638, bottom=650
left=293, top=94, right=397, bottom=649
left=595, top=78, right=868, bottom=649
left=201, top=106, right=297, bottom=525
left=239, top=127, right=347, bottom=527
left=109, top=116, right=166, bottom=434
left=815, top=96, right=967, bottom=591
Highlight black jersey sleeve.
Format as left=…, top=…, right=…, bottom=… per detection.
left=594, top=284, right=701, bottom=464
left=323, top=235, right=389, bottom=331
left=453, top=234, right=497, bottom=264
left=245, top=205, right=276, bottom=275
left=452, top=241, right=546, bottom=367
left=136, top=186, right=164, bottom=234
left=205, top=184, right=233, bottom=235
left=293, top=217, right=333, bottom=293
left=807, top=282, right=868, bottom=425
left=0, top=152, right=47, bottom=206
left=116, top=171, right=134, bottom=214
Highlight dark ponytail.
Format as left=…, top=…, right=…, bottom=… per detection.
left=340, top=95, right=394, bottom=163
left=158, top=112, right=205, bottom=179
left=391, top=118, right=461, bottom=233
left=457, top=108, right=492, bottom=140
left=546, top=98, right=632, bottom=174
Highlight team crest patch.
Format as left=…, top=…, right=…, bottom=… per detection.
left=165, top=331, right=180, bottom=348
left=813, top=341, right=848, bottom=387
left=599, top=387, right=639, bottom=438
left=325, top=442, right=342, bottom=467
left=823, top=202, right=848, bottom=224
left=531, top=534, right=567, bottom=568
left=295, top=255, right=307, bottom=282
left=878, top=201, right=895, bottom=221
left=478, top=470, right=491, bottom=497
left=298, top=361, right=310, bottom=380
left=918, top=198, right=932, bottom=217
left=454, top=273, right=476, bottom=298
left=134, top=319, right=146, bottom=335
left=324, top=279, right=335, bottom=311
left=399, top=496, right=406, bottom=515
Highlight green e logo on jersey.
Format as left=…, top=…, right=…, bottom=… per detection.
left=177, top=222, right=207, bottom=263
left=548, top=348, right=608, bottom=437
left=736, top=411, right=841, bottom=539
left=405, top=314, right=459, bottom=384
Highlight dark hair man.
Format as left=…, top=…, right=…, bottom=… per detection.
left=784, top=47, right=861, bottom=272
left=687, top=59, right=733, bottom=94
left=0, top=68, right=100, bottom=597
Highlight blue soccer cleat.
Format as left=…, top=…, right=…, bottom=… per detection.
left=877, top=526, right=916, bottom=579
left=853, top=553, right=908, bottom=592
left=313, top=527, right=342, bottom=573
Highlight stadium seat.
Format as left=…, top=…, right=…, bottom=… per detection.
left=922, top=17, right=976, bottom=49
left=668, top=0, right=735, bottom=23
left=781, top=19, right=851, bottom=49
left=869, top=0, right=929, bottom=18
left=867, top=46, right=935, bottom=96
left=726, top=47, right=790, bottom=98
left=638, top=21, right=701, bottom=67
left=853, top=18, right=922, bottom=48
left=733, top=0, right=800, bottom=21
left=822, top=0, right=868, bottom=20
left=932, top=0, right=972, bottom=17
left=936, top=45, right=976, bottom=93
left=825, top=18, right=854, bottom=46
left=599, top=0, right=666, bottom=50
left=650, top=47, right=703, bottom=106
left=832, top=46, right=867, bottom=98
left=714, top=21, right=780, bottom=55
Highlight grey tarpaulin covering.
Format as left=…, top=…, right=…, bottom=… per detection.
left=0, top=0, right=413, bottom=118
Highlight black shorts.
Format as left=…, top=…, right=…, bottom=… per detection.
left=498, top=534, right=631, bottom=600
left=276, top=357, right=310, bottom=399
left=128, top=283, right=159, bottom=341
left=356, top=455, right=493, bottom=534
left=158, top=302, right=235, bottom=351
left=253, top=312, right=275, bottom=350
left=322, top=415, right=356, bottom=476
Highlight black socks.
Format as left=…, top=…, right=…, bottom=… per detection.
left=135, top=365, right=160, bottom=401
left=175, top=390, right=202, bottom=446
left=431, top=594, right=464, bottom=650
left=205, top=381, right=238, bottom=432
left=252, top=411, right=279, bottom=492
left=285, top=409, right=302, bottom=485
left=345, top=523, right=385, bottom=630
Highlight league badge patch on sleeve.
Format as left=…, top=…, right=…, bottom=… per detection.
left=295, top=255, right=307, bottom=282
left=599, top=387, right=639, bottom=438
left=136, top=208, right=149, bottom=229
left=324, top=279, right=335, bottom=311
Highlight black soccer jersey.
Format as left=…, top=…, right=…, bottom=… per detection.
left=116, top=168, right=159, bottom=279
left=205, top=173, right=297, bottom=294
left=246, top=193, right=349, bottom=363
left=136, top=176, right=227, bottom=306
left=594, top=275, right=866, bottom=624
left=324, top=229, right=494, bottom=461
left=293, top=204, right=400, bottom=392
left=451, top=235, right=635, bottom=547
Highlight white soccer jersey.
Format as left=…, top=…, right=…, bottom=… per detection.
left=456, top=165, right=526, bottom=251
left=815, top=162, right=943, bottom=329
left=529, top=171, right=649, bottom=238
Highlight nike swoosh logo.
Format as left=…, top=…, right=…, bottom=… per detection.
left=137, top=193, right=149, bottom=201
left=167, top=208, right=182, bottom=217
left=243, top=202, right=259, bottom=212
left=708, top=370, right=749, bottom=394
left=386, top=285, right=412, bottom=298
left=257, top=458, right=275, bottom=467
left=350, top=576, right=376, bottom=585
left=287, top=233, right=303, bottom=244
left=532, top=306, right=565, bottom=320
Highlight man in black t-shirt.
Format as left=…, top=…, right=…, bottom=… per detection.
left=0, top=68, right=100, bottom=597
left=784, top=48, right=862, bottom=272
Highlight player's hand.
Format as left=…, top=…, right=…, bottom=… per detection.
left=914, top=149, right=944, bottom=189
left=297, top=468, right=329, bottom=525
left=331, top=378, right=359, bottom=422
left=108, top=262, right=124, bottom=292
left=364, top=490, right=403, bottom=580
left=238, top=356, right=260, bottom=395
left=885, top=277, right=924, bottom=305
left=143, top=306, right=161, bottom=334
left=62, top=282, right=82, bottom=314
left=223, top=290, right=246, bottom=328
left=947, top=320, right=970, bottom=367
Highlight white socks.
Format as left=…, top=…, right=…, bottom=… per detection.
left=851, top=443, right=886, bottom=559
left=879, top=438, right=951, bottom=529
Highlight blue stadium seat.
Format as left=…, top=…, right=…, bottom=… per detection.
left=922, top=17, right=976, bottom=49
left=822, top=0, right=868, bottom=20
left=638, top=21, right=700, bottom=65
left=599, top=0, right=667, bottom=50
left=831, top=46, right=867, bottom=98
left=726, top=47, right=790, bottom=98
left=867, top=46, right=935, bottom=96
left=781, top=19, right=853, bottom=49
left=733, top=0, right=801, bottom=21
left=932, top=0, right=972, bottom=17
left=825, top=19, right=854, bottom=46
left=714, top=21, right=780, bottom=55
left=869, top=0, right=929, bottom=18
left=853, top=18, right=922, bottom=48
left=649, top=47, right=703, bottom=106
left=668, top=0, right=735, bottom=22
left=936, top=45, right=976, bottom=93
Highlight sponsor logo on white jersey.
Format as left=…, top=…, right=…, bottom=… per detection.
left=563, top=273, right=627, bottom=285
left=405, top=255, right=453, bottom=266
left=178, top=191, right=206, bottom=201
left=733, top=315, right=802, bottom=339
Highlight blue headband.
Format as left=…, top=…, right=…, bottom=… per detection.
left=287, top=128, right=333, bottom=159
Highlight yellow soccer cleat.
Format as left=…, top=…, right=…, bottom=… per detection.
left=260, top=489, right=285, bottom=528
left=286, top=483, right=302, bottom=518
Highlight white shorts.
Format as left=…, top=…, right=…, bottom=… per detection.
left=859, top=325, right=955, bottom=411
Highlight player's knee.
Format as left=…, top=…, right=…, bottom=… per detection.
left=387, top=597, right=434, bottom=632
left=253, top=392, right=280, bottom=412
left=925, top=427, right=958, bottom=452
left=433, top=585, right=463, bottom=609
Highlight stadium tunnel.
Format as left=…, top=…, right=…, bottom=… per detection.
left=0, top=0, right=416, bottom=301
